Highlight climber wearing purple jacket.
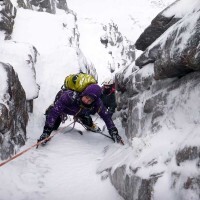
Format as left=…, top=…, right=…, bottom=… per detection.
left=38, top=84, right=122, bottom=144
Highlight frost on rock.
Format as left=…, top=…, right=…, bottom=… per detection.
left=0, top=63, right=28, bottom=160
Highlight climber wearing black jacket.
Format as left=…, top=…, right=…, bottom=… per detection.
left=101, top=77, right=117, bottom=116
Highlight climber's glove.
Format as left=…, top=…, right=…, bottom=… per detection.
left=108, top=127, right=123, bottom=144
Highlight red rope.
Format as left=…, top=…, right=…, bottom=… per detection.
left=0, top=121, right=75, bottom=167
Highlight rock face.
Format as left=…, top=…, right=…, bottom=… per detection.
left=100, top=21, right=136, bottom=74
left=109, top=166, right=159, bottom=200
left=105, top=1, right=200, bottom=199
left=111, top=70, right=200, bottom=199
left=0, top=63, right=28, bottom=160
left=136, top=10, right=200, bottom=80
left=135, top=0, right=200, bottom=80
left=0, top=41, right=39, bottom=101
left=17, top=0, right=69, bottom=14
left=0, top=1, right=39, bottom=159
left=135, top=1, right=180, bottom=51
left=0, top=0, right=16, bottom=37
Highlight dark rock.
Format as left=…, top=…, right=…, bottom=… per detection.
left=183, top=176, right=200, bottom=190
left=0, top=63, right=28, bottom=160
left=136, top=10, right=200, bottom=80
left=143, top=99, right=153, bottom=113
left=109, top=165, right=159, bottom=200
left=176, top=146, right=200, bottom=166
left=0, top=103, right=9, bottom=133
left=135, top=14, right=180, bottom=51
left=0, top=0, right=16, bottom=35
left=135, top=0, right=180, bottom=51
left=17, top=0, right=69, bottom=14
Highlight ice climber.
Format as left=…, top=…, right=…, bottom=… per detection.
left=38, top=82, right=123, bottom=145
left=101, top=77, right=117, bottom=116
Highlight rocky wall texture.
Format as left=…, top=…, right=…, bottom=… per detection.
left=0, top=0, right=16, bottom=37
left=108, top=1, right=200, bottom=199
left=0, top=63, right=28, bottom=160
left=17, top=0, right=69, bottom=14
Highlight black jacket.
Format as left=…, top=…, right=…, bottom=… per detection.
left=101, top=86, right=117, bottom=114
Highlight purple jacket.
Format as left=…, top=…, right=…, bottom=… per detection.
left=45, top=90, right=116, bottom=130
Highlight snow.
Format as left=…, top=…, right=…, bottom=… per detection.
left=0, top=121, right=123, bottom=200
left=143, top=2, right=200, bottom=62
left=0, top=64, right=8, bottom=103
left=0, top=41, right=39, bottom=100
left=0, top=5, right=125, bottom=200
left=2, top=0, right=197, bottom=199
left=74, top=18, right=114, bottom=83
left=10, top=0, right=18, bottom=7
left=12, top=8, right=76, bottom=53
left=68, top=0, right=175, bottom=42
left=35, top=45, right=81, bottom=112
left=163, top=0, right=200, bottom=18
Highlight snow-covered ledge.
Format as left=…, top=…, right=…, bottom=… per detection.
left=0, top=41, right=39, bottom=112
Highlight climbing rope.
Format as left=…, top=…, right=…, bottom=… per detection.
left=0, top=120, right=76, bottom=167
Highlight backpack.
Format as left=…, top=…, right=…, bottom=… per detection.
left=64, top=73, right=97, bottom=93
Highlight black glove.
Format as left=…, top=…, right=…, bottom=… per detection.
left=108, top=127, right=122, bottom=143
left=107, top=108, right=114, bottom=116
left=38, top=126, right=52, bottom=144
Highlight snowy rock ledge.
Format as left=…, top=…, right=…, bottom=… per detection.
left=135, top=0, right=199, bottom=51
left=0, top=63, right=28, bottom=160
left=136, top=8, right=200, bottom=80
left=0, top=41, right=39, bottom=109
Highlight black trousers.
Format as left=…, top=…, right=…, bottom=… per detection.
left=78, top=115, right=93, bottom=127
